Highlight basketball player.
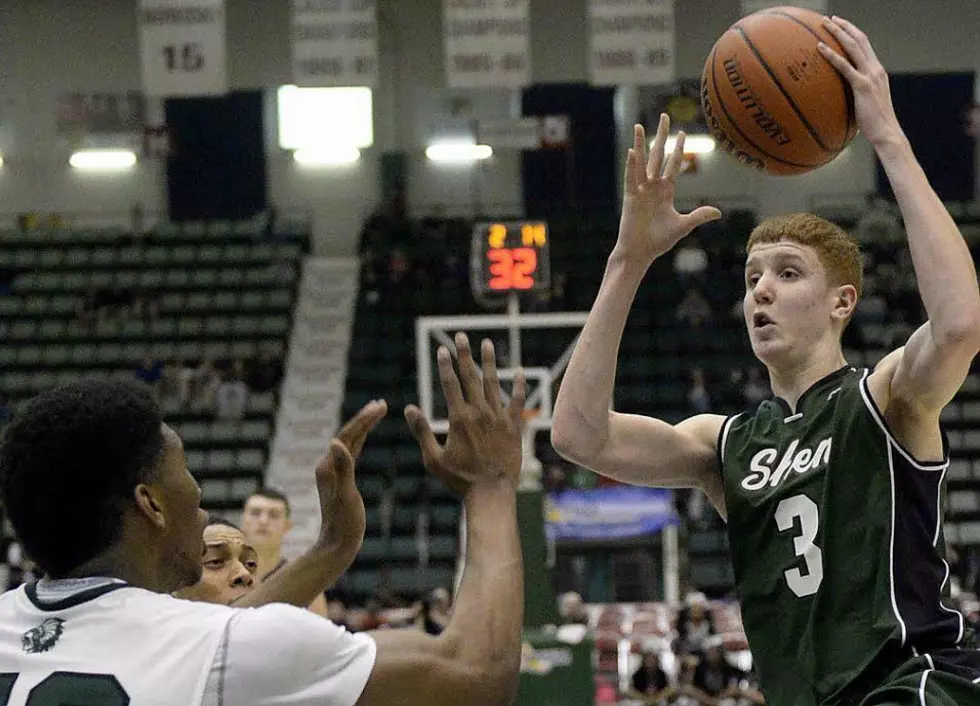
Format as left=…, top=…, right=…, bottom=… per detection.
left=179, top=401, right=387, bottom=608
left=552, top=16, right=980, bottom=706
left=0, top=332, right=527, bottom=706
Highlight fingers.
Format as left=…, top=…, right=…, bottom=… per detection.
left=404, top=404, right=442, bottom=463
left=820, top=16, right=866, bottom=74
left=625, top=148, right=638, bottom=194
left=829, top=15, right=879, bottom=65
left=662, top=131, right=686, bottom=180
left=436, top=345, right=464, bottom=410
left=480, top=338, right=504, bottom=412
left=684, top=205, right=723, bottom=230
left=453, top=332, right=484, bottom=407
left=647, top=113, right=669, bottom=180
left=326, top=439, right=354, bottom=481
left=817, top=41, right=859, bottom=82
left=336, top=400, right=388, bottom=457
left=508, top=368, right=527, bottom=423
left=632, top=124, right=648, bottom=187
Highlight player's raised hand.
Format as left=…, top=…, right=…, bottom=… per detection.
left=313, top=400, right=388, bottom=553
left=818, top=16, right=902, bottom=149
left=405, top=333, right=525, bottom=494
left=616, top=114, right=721, bottom=266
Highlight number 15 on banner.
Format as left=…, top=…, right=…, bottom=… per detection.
left=139, top=0, right=228, bottom=97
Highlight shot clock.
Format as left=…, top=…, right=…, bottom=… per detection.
left=470, top=220, right=551, bottom=296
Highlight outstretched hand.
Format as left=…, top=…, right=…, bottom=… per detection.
left=405, top=333, right=526, bottom=494
left=313, top=399, right=388, bottom=552
left=615, top=114, right=721, bottom=266
left=818, top=16, right=903, bottom=149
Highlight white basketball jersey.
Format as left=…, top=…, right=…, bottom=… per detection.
left=0, top=578, right=376, bottom=706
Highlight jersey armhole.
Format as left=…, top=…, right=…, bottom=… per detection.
left=857, top=369, right=949, bottom=471
left=715, top=414, right=741, bottom=480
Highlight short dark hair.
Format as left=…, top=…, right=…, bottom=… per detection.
left=0, top=378, right=165, bottom=577
left=246, top=488, right=290, bottom=517
left=206, top=516, right=241, bottom=533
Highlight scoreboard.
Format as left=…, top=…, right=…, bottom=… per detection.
left=471, top=220, right=551, bottom=296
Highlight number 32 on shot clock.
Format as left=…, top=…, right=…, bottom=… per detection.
left=472, top=221, right=551, bottom=295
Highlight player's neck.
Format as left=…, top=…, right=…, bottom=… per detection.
left=59, top=545, right=171, bottom=593
left=256, top=546, right=284, bottom=577
left=767, top=346, right=848, bottom=414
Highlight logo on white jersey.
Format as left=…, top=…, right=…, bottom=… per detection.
left=21, top=617, right=64, bottom=654
left=741, top=438, right=832, bottom=491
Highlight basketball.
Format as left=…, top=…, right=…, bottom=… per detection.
left=700, top=6, right=858, bottom=176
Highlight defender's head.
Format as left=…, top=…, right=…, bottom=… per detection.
left=0, top=378, right=206, bottom=592
left=175, top=517, right=257, bottom=605
left=744, top=213, right=862, bottom=367
left=241, top=487, right=292, bottom=553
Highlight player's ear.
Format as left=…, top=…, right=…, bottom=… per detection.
left=134, top=483, right=167, bottom=530
left=831, top=283, right=858, bottom=324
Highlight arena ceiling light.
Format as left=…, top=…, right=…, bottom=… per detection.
left=651, top=135, right=716, bottom=155
left=425, top=142, right=493, bottom=163
left=69, top=150, right=138, bottom=170
left=293, top=146, right=361, bottom=166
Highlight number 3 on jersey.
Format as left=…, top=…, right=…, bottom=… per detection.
left=775, top=494, right=824, bottom=598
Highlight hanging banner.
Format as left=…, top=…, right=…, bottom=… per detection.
left=545, top=487, right=678, bottom=541
left=443, top=0, right=531, bottom=89
left=588, top=0, right=674, bottom=86
left=291, top=0, right=378, bottom=87
left=138, top=0, right=227, bottom=96
left=741, top=0, right=828, bottom=14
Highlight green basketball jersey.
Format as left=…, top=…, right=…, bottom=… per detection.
left=718, top=366, right=964, bottom=706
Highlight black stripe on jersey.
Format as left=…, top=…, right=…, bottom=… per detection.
left=926, top=648, right=980, bottom=684
left=857, top=372, right=964, bottom=649
left=24, top=581, right=128, bottom=611
left=889, top=446, right=963, bottom=648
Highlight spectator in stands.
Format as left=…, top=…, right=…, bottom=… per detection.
left=189, top=359, right=221, bottom=411
left=718, top=369, right=747, bottom=413
left=675, top=287, right=713, bottom=328
left=417, top=587, right=452, bottom=636
left=674, top=592, right=715, bottom=656
left=214, top=360, right=249, bottom=420
left=670, top=655, right=714, bottom=706
left=241, top=487, right=329, bottom=617
left=135, top=357, right=165, bottom=392
left=694, top=636, right=742, bottom=701
left=854, top=192, right=903, bottom=246
left=687, top=368, right=711, bottom=415
left=246, top=352, right=283, bottom=394
left=629, top=649, right=672, bottom=703
left=673, top=235, right=709, bottom=288
left=558, top=591, right=589, bottom=625
left=327, top=599, right=350, bottom=630
left=740, top=368, right=769, bottom=407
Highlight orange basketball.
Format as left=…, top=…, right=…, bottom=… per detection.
left=700, top=6, right=858, bottom=176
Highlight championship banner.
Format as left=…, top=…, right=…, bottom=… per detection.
left=741, top=0, right=828, bottom=14
left=544, top=487, right=678, bottom=541
left=138, top=0, right=227, bottom=97
left=443, top=0, right=531, bottom=89
left=588, top=0, right=674, bottom=86
left=57, top=92, right=146, bottom=135
left=291, top=0, right=378, bottom=87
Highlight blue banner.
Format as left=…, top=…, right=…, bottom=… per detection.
left=544, top=486, right=678, bottom=541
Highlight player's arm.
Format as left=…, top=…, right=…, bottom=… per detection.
left=358, top=476, right=521, bottom=706
left=234, top=402, right=387, bottom=610
left=356, top=335, right=526, bottom=706
left=552, top=115, right=726, bottom=513
left=821, top=19, right=980, bottom=417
